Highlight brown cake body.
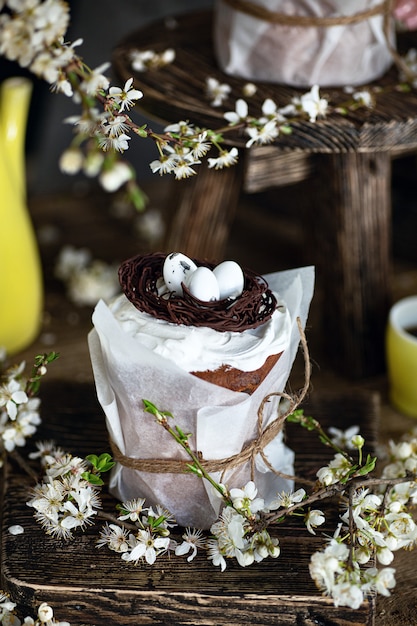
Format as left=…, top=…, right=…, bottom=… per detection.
left=191, top=353, right=282, bottom=394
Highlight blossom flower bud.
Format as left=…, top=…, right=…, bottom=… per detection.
left=38, top=602, right=54, bottom=622
left=59, top=147, right=83, bottom=174
left=243, top=82, right=257, bottom=97
left=316, top=466, right=335, bottom=486
left=351, top=434, right=365, bottom=449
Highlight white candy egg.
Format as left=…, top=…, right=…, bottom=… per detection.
left=186, top=266, right=220, bottom=302
left=163, top=252, right=197, bottom=296
left=213, top=260, right=244, bottom=299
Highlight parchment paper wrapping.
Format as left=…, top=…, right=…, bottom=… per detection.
left=88, top=266, right=314, bottom=529
left=213, top=0, right=395, bottom=87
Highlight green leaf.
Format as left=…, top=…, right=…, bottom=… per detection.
left=134, top=124, right=148, bottom=138
left=86, top=454, right=99, bottom=468
left=143, top=399, right=174, bottom=420
left=286, top=409, right=305, bottom=423
left=357, top=455, right=377, bottom=476
left=81, top=471, right=104, bottom=486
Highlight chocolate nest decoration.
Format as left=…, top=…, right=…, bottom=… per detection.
left=118, top=253, right=277, bottom=332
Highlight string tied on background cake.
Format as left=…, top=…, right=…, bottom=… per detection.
left=214, top=0, right=416, bottom=86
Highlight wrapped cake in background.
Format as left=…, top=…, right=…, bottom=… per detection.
left=88, top=252, right=314, bottom=528
left=213, top=0, right=395, bottom=87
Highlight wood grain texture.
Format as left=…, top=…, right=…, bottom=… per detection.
left=2, top=386, right=378, bottom=625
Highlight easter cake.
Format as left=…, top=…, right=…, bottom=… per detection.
left=111, top=251, right=292, bottom=394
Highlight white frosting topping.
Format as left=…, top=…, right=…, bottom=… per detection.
left=110, top=293, right=292, bottom=373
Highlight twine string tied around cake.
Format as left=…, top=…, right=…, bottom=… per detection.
left=220, top=0, right=415, bottom=83
left=109, top=317, right=311, bottom=484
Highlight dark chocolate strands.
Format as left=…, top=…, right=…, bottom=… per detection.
left=118, top=252, right=277, bottom=332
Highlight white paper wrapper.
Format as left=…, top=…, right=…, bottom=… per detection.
left=88, top=266, right=314, bottom=529
left=213, top=0, right=395, bottom=87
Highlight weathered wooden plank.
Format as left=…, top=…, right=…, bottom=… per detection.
left=312, top=152, right=392, bottom=377
left=1, top=389, right=378, bottom=625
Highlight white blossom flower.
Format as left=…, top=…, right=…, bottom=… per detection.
left=206, top=538, right=227, bottom=571
left=1, top=402, right=41, bottom=451
left=250, top=529, right=280, bottom=561
left=206, top=76, right=231, bottom=107
left=331, top=581, right=364, bottom=609
left=224, top=98, right=248, bottom=125
left=352, top=90, right=374, bottom=107
left=150, top=152, right=179, bottom=175
left=175, top=528, right=205, bottom=562
left=328, top=425, right=360, bottom=450
left=164, top=120, right=195, bottom=135
left=109, top=77, right=143, bottom=112
left=309, top=537, right=350, bottom=595
left=122, top=529, right=170, bottom=565
left=229, top=480, right=265, bottom=515
left=0, top=590, right=18, bottom=626
left=97, top=131, right=131, bottom=153
left=33, top=0, right=70, bottom=45
left=99, top=161, right=133, bottom=191
left=146, top=503, right=177, bottom=529
left=207, top=147, right=238, bottom=169
left=54, top=245, right=91, bottom=281
left=66, top=260, right=120, bottom=306
left=61, top=490, right=97, bottom=531
left=296, top=84, right=328, bottom=122
left=118, top=498, right=147, bottom=522
left=305, top=509, right=325, bottom=535
left=269, top=488, right=306, bottom=510
left=190, top=131, right=211, bottom=158
left=97, top=523, right=130, bottom=553
left=351, top=487, right=382, bottom=512
left=130, top=47, right=175, bottom=71
left=245, top=119, right=279, bottom=147
left=210, top=507, right=248, bottom=566
left=366, top=567, right=396, bottom=597
left=384, top=511, right=417, bottom=549
left=130, top=48, right=157, bottom=71
left=79, top=62, right=110, bottom=96
left=171, top=154, right=199, bottom=179
left=0, top=378, right=28, bottom=420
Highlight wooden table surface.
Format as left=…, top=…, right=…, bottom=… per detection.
left=1, top=187, right=417, bottom=625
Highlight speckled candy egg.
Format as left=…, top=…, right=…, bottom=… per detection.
left=163, top=252, right=197, bottom=296
left=186, top=266, right=220, bottom=302
left=213, top=260, right=244, bottom=300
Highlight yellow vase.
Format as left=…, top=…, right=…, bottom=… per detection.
left=0, top=77, right=43, bottom=355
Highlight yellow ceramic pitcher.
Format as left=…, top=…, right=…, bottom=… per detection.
left=0, top=77, right=43, bottom=355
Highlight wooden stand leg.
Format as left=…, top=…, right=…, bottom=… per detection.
left=314, top=152, right=393, bottom=378
left=163, top=160, right=243, bottom=262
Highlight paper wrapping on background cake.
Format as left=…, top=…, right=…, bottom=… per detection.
left=88, top=266, right=314, bottom=529
left=213, top=0, right=395, bottom=87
